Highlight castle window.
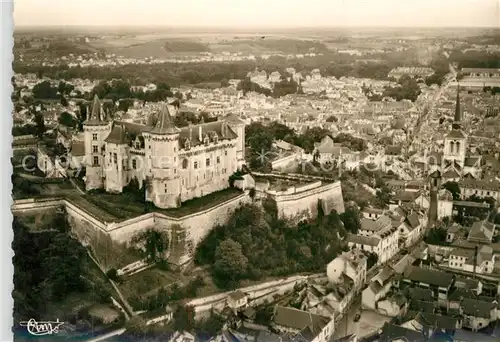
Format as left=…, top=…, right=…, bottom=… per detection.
left=214, top=135, right=218, bottom=143
left=185, top=140, right=190, bottom=149
left=174, top=169, right=177, bottom=174
left=225, top=150, right=228, bottom=156
left=204, top=137, right=209, bottom=145
left=206, top=158, right=210, bottom=167
left=217, top=156, right=220, bottom=164
left=194, top=161, right=198, bottom=169
left=132, top=160, right=137, bottom=169
left=93, top=134, right=97, bottom=141
left=93, top=156, right=99, bottom=166
left=113, top=153, right=117, bottom=164
left=182, top=159, right=188, bottom=169
left=174, top=147, right=177, bottom=152
left=93, top=145, right=98, bottom=153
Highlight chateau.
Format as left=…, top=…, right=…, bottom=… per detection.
left=83, top=95, right=246, bottom=209
left=426, top=87, right=482, bottom=181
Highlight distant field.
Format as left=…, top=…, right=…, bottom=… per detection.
left=210, top=38, right=332, bottom=54
left=90, top=37, right=211, bottom=58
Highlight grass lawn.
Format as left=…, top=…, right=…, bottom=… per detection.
left=119, top=267, right=178, bottom=304
left=81, top=187, right=244, bottom=221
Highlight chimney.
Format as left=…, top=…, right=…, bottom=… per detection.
left=199, top=125, right=202, bottom=142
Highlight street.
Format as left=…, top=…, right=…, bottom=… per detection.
left=333, top=298, right=391, bottom=340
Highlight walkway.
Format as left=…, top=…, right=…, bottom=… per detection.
left=84, top=328, right=126, bottom=342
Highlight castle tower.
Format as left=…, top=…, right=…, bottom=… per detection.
left=146, top=103, right=181, bottom=209
left=428, top=170, right=441, bottom=228
left=104, top=123, right=130, bottom=193
left=83, top=95, right=112, bottom=191
left=224, top=114, right=246, bottom=169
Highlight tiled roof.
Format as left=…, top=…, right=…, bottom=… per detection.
left=403, top=266, right=454, bottom=288
left=346, top=234, right=380, bottom=247
left=461, top=298, right=496, bottom=319
left=272, top=306, right=330, bottom=336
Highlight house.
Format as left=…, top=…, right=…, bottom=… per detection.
left=377, top=322, right=428, bottom=342
left=401, top=267, right=455, bottom=303
left=326, top=249, right=367, bottom=291
left=467, top=220, right=496, bottom=244
left=361, top=207, right=385, bottom=220
left=227, top=291, right=248, bottom=311
left=460, top=177, right=500, bottom=202
left=348, top=215, right=399, bottom=264
left=362, top=266, right=395, bottom=310
left=448, top=246, right=495, bottom=275
left=271, top=305, right=334, bottom=342
left=377, top=292, right=408, bottom=317
left=394, top=211, right=426, bottom=248
left=87, top=305, right=121, bottom=325
left=446, top=223, right=463, bottom=243
left=313, top=135, right=357, bottom=169
left=460, top=298, right=498, bottom=331
left=399, top=311, right=461, bottom=334
left=453, top=201, right=491, bottom=218
left=407, top=287, right=436, bottom=313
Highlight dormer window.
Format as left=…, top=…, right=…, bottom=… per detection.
left=185, top=139, right=191, bottom=150
left=204, top=136, right=210, bottom=145
left=213, top=135, right=218, bottom=144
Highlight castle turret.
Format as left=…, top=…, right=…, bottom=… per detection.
left=104, top=123, right=130, bottom=193
left=147, top=103, right=181, bottom=209
left=83, top=95, right=112, bottom=190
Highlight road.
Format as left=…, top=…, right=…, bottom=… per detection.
left=84, top=328, right=126, bottom=342
left=333, top=297, right=391, bottom=340
left=407, top=55, right=457, bottom=153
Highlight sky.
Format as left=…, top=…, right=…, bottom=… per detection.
left=13, top=0, right=500, bottom=28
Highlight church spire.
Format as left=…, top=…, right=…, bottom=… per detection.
left=150, top=103, right=179, bottom=135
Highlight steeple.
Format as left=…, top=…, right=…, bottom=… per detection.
left=150, top=103, right=179, bottom=135
left=454, top=85, right=462, bottom=123
left=85, top=94, right=106, bottom=125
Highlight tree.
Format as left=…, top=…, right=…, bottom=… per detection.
left=32, top=80, right=58, bottom=99
left=220, top=78, right=230, bottom=87
left=213, top=238, right=248, bottom=287
left=132, top=229, right=169, bottom=262
left=366, top=252, right=379, bottom=269
left=33, top=112, right=46, bottom=138
left=326, top=115, right=338, bottom=122
left=442, top=181, right=460, bottom=200
left=58, top=111, right=77, bottom=128
left=340, top=208, right=361, bottom=234
left=125, top=316, right=147, bottom=337
left=39, top=233, right=87, bottom=300
left=173, top=305, right=195, bottom=332
left=118, top=98, right=134, bottom=112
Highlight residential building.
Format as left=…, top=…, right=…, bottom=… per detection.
left=271, top=305, right=334, bottom=342
left=448, top=245, right=495, bottom=275
left=460, top=298, right=498, bottom=331
left=467, top=220, right=496, bottom=244
left=362, top=266, right=396, bottom=310
left=401, top=267, right=455, bottom=303
left=327, top=249, right=367, bottom=291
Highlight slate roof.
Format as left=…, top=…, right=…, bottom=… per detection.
left=446, top=129, right=466, bottom=139
left=84, top=95, right=108, bottom=126
left=378, top=322, right=427, bottom=342
left=70, top=141, right=85, bottom=157
left=403, top=266, right=454, bottom=288
left=104, top=123, right=128, bottom=145
left=461, top=298, right=496, bottom=319
left=150, top=103, right=180, bottom=135
left=346, top=234, right=380, bottom=247
left=467, top=220, right=495, bottom=243
left=360, top=215, right=392, bottom=232
left=272, top=306, right=330, bottom=338
left=401, top=311, right=458, bottom=331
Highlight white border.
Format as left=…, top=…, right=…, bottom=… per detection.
left=2, top=0, right=14, bottom=341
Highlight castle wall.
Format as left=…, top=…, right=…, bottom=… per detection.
left=272, top=181, right=345, bottom=221
left=12, top=191, right=250, bottom=269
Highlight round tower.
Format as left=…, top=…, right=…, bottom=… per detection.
left=147, top=103, right=181, bottom=209
left=83, top=95, right=112, bottom=191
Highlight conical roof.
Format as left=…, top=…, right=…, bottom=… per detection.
left=150, top=103, right=179, bottom=135
left=85, top=94, right=107, bottom=125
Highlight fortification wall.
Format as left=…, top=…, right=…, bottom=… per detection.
left=11, top=191, right=250, bottom=269
left=273, top=181, right=345, bottom=221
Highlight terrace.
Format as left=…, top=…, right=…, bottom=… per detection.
left=81, top=187, right=244, bottom=222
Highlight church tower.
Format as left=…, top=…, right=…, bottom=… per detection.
left=443, top=86, right=466, bottom=170
left=146, top=103, right=181, bottom=209
left=83, top=95, right=112, bottom=191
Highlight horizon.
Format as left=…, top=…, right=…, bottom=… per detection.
left=13, top=0, right=500, bottom=28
